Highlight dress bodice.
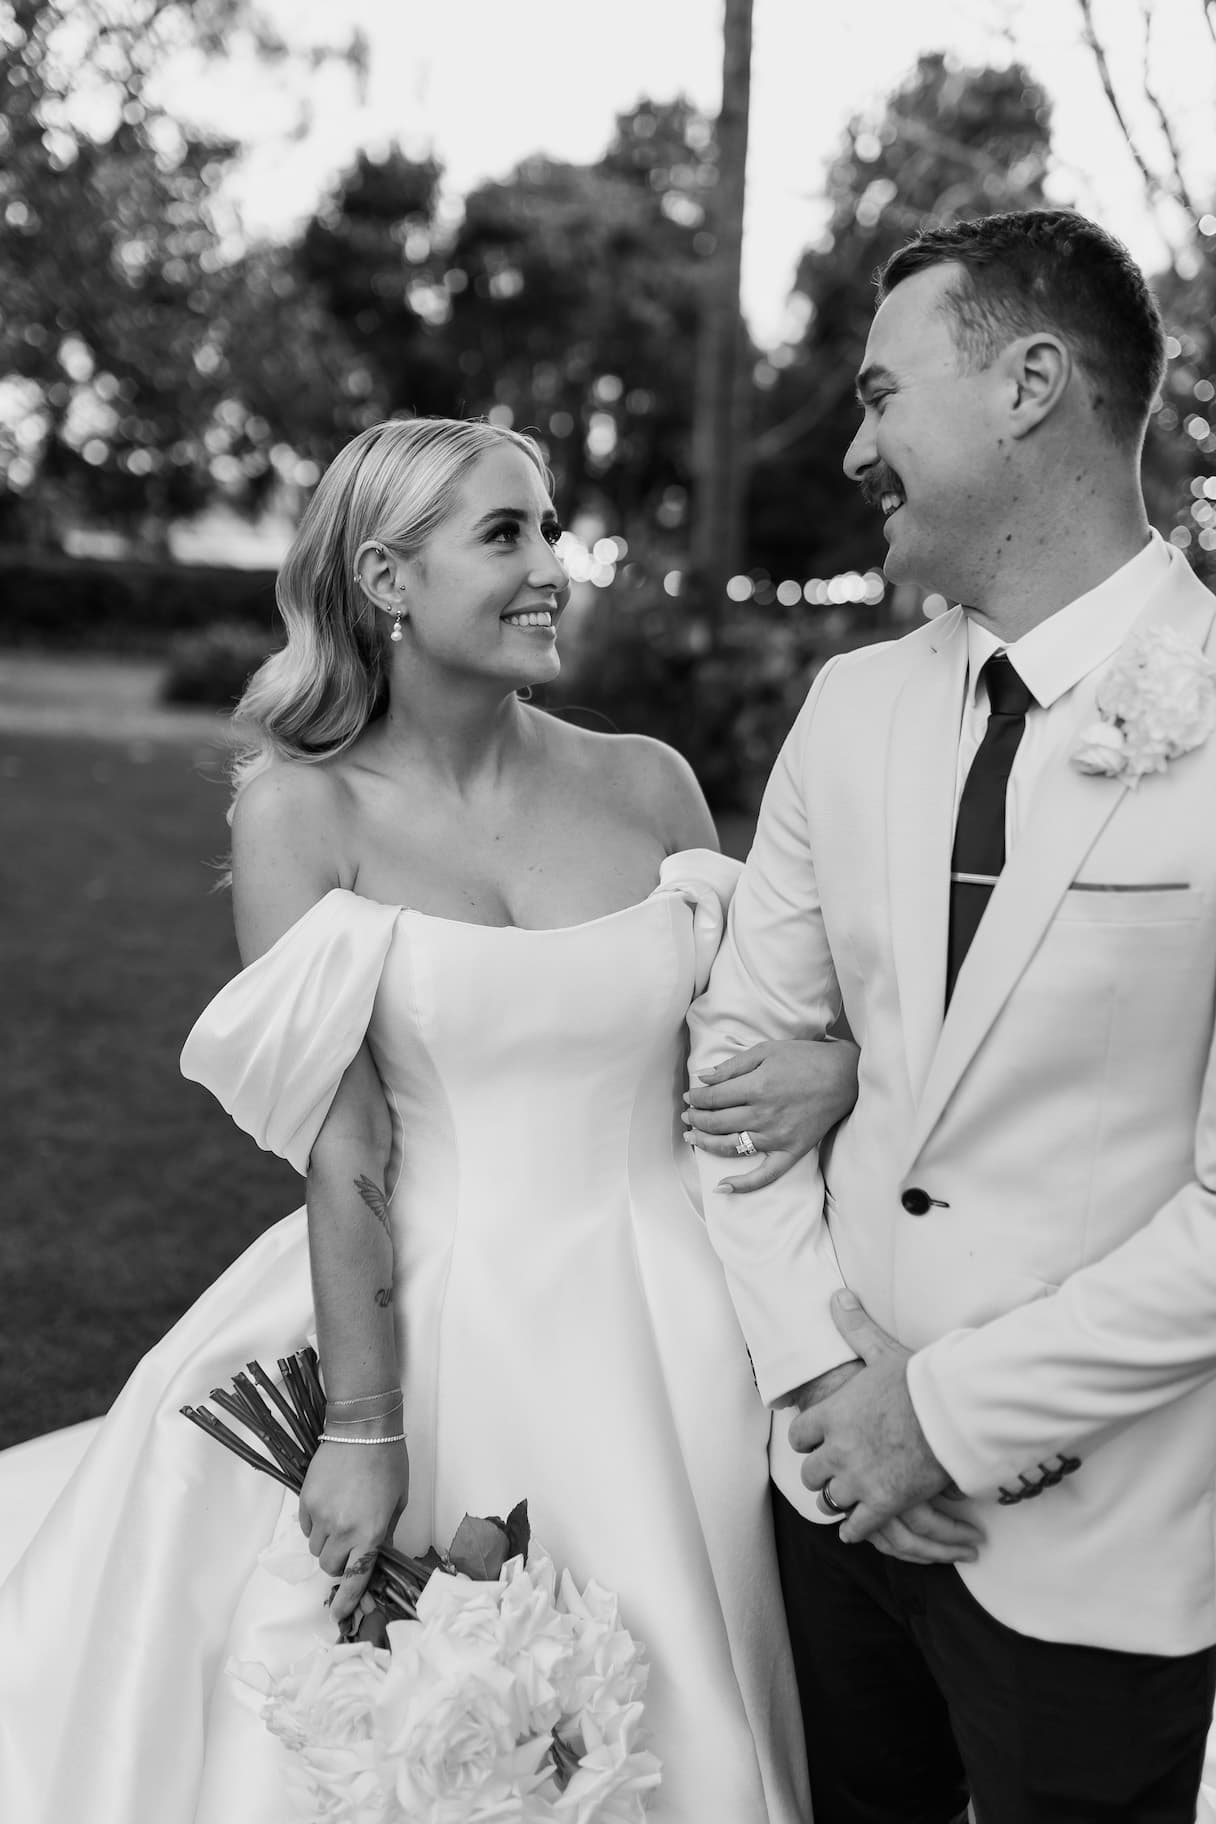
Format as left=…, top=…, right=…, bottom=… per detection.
left=180, top=850, right=742, bottom=1184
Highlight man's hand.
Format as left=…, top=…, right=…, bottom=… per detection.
left=865, top=1495, right=982, bottom=1566
left=789, top=1292, right=979, bottom=1561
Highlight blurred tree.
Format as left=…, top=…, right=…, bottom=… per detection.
left=747, top=54, right=1053, bottom=591
left=688, top=0, right=752, bottom=632
left=443, top=99, right=712, bottom=534
left=1147, top=238, right=1216, bottom=582
left=294, top=148, right=455, bottom=427
left=1073, top=0, right=1216, bottom=582
left=0, top=0, right=363, bottom=550
left=294, top=101, right=714, bottom=538
left=207, top=241, right=386, bottom=513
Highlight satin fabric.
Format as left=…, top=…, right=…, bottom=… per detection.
left=0, top=851, right=808, bottom=1824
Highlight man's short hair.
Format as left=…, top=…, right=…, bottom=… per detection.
left=877, top=209, right=1165, bottom=445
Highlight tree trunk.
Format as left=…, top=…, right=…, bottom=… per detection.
left=689, top=0, right=753, bottom=636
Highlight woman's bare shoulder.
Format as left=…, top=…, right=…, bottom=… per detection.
left=232, top=754, right=350, bottom=848
left=538, top=715, right=717, bottom=851
left=229, top=757, right=356, bottom=957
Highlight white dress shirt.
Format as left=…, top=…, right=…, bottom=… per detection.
left=955, top=531, right=1170, bottom=847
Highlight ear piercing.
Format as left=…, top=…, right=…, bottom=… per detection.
left=351, top=545, right=403, bottom=640
left=352, top=542, right=387, bottom=583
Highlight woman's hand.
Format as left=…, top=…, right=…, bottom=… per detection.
left=683, top=1037, right=860, bottom=1193
left=298, top=1438, right=410, bottom=1623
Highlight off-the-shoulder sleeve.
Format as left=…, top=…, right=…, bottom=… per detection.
left=180, top=890, right=401, bottom=1175
left=651, top=847, right=744, bottom=993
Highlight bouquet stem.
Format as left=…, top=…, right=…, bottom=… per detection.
left=182, top=1347, right=427, bottom=1637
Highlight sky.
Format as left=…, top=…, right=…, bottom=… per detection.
left=187, top=0, right=1216, bottom=349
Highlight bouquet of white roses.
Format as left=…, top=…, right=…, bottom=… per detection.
left=185, top=1351, right=661, bottom=1822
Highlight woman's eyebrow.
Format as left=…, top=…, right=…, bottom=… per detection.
left=470, top=506, right=560, bottom=531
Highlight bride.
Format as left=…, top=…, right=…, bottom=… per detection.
left=0, top=417, right=861, bottom=1822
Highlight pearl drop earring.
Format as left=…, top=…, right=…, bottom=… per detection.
left=389, top=609, right=404, bottom=643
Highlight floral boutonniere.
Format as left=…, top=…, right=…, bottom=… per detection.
left=1071, top=625, right=1216, bottom=786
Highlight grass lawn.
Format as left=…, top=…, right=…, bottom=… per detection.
left=0, top=727, right=299, bottom=1446
left=0, top=711, right=756, bottom=1448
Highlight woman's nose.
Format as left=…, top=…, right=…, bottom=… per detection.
left=530, top=536, right=568, bottom=590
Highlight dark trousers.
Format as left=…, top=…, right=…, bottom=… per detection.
left=772, top=1487, right=1216, bottom=1824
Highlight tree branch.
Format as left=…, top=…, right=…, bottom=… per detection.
left=1075, top=0, right=1166, bottom=206
left=1140, top=0, right=1197, bottom=217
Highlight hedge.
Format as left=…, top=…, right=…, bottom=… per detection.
left=0, top=547, right=281, bottom=654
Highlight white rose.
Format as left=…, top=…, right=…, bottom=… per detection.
left=554, top=1573, right=651, bottom=1741
left=241, top=1643, right=391, bottom=1824
left=1070, top=720, right=1126, bottom=778
left=553, top=1706, right=661, bottom=1824
left=254, top=1641, right=387, bottom=1753
left=494, top=1559, right=575, bottom=1736
left=376, top=1627, right=553, bottom=1821
left=1094, top=628, right=1216, bottom=780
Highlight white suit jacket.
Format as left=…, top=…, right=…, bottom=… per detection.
left=691, top=547, right=1216, bottom=1655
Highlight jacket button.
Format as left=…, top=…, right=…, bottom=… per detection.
left=901, top=1187, right=932, bottom=1216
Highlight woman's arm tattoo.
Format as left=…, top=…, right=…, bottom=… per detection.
left=353, top=1173, right=392, bottom=1238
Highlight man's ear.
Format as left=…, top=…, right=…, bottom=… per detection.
left=999, top=333, right=1071, bottom=440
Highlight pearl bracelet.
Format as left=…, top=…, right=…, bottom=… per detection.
left=319, top=1431, right=408, bottom=1446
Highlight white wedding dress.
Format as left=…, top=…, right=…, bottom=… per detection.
left=0, top=852, right=810, bottom=1824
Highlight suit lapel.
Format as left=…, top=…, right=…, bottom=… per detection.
left=906, top=754, right=1130, bottom=1159
left=906, top=555, right=1216, bottom=1163
left=886, top=609, right=968, bottom=1104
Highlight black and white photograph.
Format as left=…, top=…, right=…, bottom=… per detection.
left=2, top=2, right=1216, bottom=1819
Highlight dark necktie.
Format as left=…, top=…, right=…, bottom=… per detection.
left=945, top=652, right=1036, bottom=1006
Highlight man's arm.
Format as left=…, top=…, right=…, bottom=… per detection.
left=689, top=659, right=856, bottom=1403
left=907, top=1014, right=1216, bottom=1497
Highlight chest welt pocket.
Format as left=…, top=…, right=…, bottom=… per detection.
left=1054, top=884, right=1203, bottom=925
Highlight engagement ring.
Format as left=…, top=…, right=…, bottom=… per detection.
left=735, top=1131, right=758, bottom=1157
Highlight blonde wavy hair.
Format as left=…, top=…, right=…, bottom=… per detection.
left=229, top=417, right=550, bottom=800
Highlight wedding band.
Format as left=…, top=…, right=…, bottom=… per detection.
left=818, top=1478, right=853, bottom=1519
left=735, top=1131, right=758, bottom=1157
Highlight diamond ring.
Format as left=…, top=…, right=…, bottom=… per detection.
left=735, top=1131, right=758, bottom=1157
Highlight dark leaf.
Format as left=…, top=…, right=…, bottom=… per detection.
left=354, top=1604, right=390, bottom=1650
left=447, top=1513, right=509, bottom=1581
left=505, top=1498, right=530, bottom=1564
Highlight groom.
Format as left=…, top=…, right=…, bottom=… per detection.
left=689, top=208, right=1216, bottom=1821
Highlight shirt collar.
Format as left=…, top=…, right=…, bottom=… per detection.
left=964, top=531, right=1171, bottom=710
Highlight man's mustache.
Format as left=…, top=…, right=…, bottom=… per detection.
left=859, top=465, right=904, bottom=510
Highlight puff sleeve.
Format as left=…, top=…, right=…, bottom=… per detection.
left=179, top=890, right=400, bottom=1175
left=651, top=848, right=744, bottom=993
